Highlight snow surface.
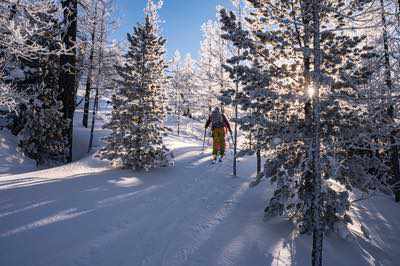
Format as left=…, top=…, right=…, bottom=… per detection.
left=0, top=97, right=110, bottom=176
left=0, top=127, right=36, bottom=177
left=0, top=113, right=400, bottom=265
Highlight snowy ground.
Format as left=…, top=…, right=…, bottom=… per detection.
left=0, top=129, right=36, bottom=177
left=1, top=110, right=400, bottom=265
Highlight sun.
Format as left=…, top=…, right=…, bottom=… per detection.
left=307, top=85, right=315, bottom=99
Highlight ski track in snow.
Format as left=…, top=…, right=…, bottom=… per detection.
left=1, top=130, right=400, bottom=266
left=163, top=181, right=250, bottom=266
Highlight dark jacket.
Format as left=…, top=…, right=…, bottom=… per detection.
left=205, top=113, right=232, bottom=133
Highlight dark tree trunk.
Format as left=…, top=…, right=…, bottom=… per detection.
left=88, top=87, right=99, bottom=152
left=83, top=0, right=98, bottom=128
left=311, top=1, right=323, bottom=265
left=60, top=0, right=78, bottom=162
left=298, top=0, right=314, bottom=233
left=249, top=131, right=252, bottom=150
left=256, top=149, right=261, bottom=177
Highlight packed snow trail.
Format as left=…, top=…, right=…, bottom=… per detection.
left=0, top=133, right=265, bottom=266
left=1, top=133, right=400, bottom=266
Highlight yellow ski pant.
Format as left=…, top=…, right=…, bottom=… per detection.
left=212, top=128, right=226, bottom=157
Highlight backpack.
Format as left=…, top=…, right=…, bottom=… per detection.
left=211, top=109, right=224, bottom=129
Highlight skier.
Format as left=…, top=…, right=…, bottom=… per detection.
left=205, top=107, right=232, bottom=162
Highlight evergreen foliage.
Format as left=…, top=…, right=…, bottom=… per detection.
left=1, top=0, right=70, bottom=165
left=100, top=12, right=169, bottom=171
left=220, top=0, right=386, bottom=239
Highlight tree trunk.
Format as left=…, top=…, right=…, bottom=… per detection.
left=83, top=0, right=98, bottom=128
left=232, top=2, right=243, bottom=177
left=233, top=78, right=238, bottom=176
left=60, top=0, right=78, bottom=162
left=298, top=0, right=314, bottom=233
left=177, top=94, right=181, bottom=135
left=256, top=149, right=261, bottom=177
left=311, top=0, right=323, bottom=265
left=88, top=87, right=99, bottom=152
left=380, top=0, right=400, bottom=202
left=249, top=131, right=252, bottom=150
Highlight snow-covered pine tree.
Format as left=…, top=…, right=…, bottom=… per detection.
left=100, top=0, right=169, bottom=171
left=349, top=0, right=400, bottom=203
left=233, top=1, right=385, bottom=264
left=219, top=0, right=252, bottom=176
left=219, top=2, right=276, bottom=179
left=377, top=0, right=400, bottom=202
left=358, top=0, right=400, bottom=204
left=20, top=1, right=70, bottom=165
left=243, top=0, right=380, bottom=242
left=1, top=0, right=70, bottom=165
left=240, top=0, right=318, bottom=235
left=242, top=33, right=271, bottom=177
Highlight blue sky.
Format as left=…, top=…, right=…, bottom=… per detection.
left=113, top=0, right=234, bottom=59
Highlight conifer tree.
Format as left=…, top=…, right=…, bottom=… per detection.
left=228, top=1, right=383, bottom=264
left=231, top=0, right=380, bottom=241
left=378, top=0, right=400, bottom=202
left=219, top=0, right=250, bottom=176
left=24, top=2, right=70, bottom=165
left=100, top=1, right=169, bottom=170
left=1, top=0, right=70, bottom=165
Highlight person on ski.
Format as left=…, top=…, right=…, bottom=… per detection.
left=205, top=107, right=232, bottom=162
